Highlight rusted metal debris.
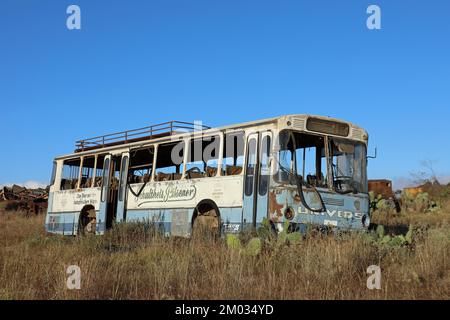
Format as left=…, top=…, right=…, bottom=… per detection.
left=1, top=185, right=48, bottom=201
left=368, top=179, right=395, bottom=199
left=368, top=179, right=401, bottom=213
left=269, top=191, right=284, bottom=222
left=0, top=185, right=48, bottom=215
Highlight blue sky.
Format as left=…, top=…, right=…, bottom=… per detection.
left=1, top=0, right=449, bottom=188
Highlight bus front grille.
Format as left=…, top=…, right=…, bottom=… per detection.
left=322, top=197, right=344, bottom=207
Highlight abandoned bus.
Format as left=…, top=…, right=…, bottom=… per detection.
left=45, top=115, right=370, bottom=237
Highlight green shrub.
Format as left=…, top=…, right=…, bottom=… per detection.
left=226, top=234, right=261, bottom=256
left=368, top=224, right=414, bottom=248
left=226, top=234, right=242, bottom=250
left=245, top=238, right=262, bottom=256
left=401, top=192, right=441, bottom=213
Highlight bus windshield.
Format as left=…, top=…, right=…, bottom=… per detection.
left=275, top=130, right=328, bottom=188
left=330, top=138, right=367, bottom=194
left=275, top=130, right=367, bottom=194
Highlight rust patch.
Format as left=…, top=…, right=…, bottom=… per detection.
left=368, top=179, right=394, bottom=199
left=269, top=191, right=284, bottom=218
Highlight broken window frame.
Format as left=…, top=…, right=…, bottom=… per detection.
left=93, top=154, right=106, bottom=188
left=222, top=131, right=245, bottom=176
left=80, top=156, right=97, bottom=189
left=185, top=134, right=221, bottom=179
left=60, top=158, right=82, bottom=191
left=154, top=140, right=185, bottom=181
left=329, top=138, right=368, bottom=194
left=128, top=147, right=155, bottom=184
left=58, top=154, right=107, bottom=191
left=294, top=137, right=329, bottom=189
left=274, top=130, right=331, bottom=190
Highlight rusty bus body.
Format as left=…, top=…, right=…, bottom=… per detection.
left=45, top=115, right=370, bottom=236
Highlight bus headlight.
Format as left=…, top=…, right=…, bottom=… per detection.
left=284, top=207, right=295, bottom=220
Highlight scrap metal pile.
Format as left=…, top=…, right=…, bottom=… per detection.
left=0, top=185, right=48, bottom=215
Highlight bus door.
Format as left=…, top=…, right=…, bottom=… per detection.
left=242, top=131, right=272, bottom=229
left=256, top=132, right=272, bottom=225
left=98, top=155, right=121, bottom=234
left=98, top=155, right=111, bottom=235
left=116, top=152, right=130, bottom=223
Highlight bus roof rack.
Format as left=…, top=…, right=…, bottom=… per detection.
left=75, top=120, right=210, bottom=153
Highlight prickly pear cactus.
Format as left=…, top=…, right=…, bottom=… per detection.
left=376, top=225, right=385, bottom=239
left=245, top=238, right=262, bottom=256
left=226, top=234, right=261, bottom=256
left=226, top=234, right=242, bottom=250
left=414, top=192, right=429, bottom=212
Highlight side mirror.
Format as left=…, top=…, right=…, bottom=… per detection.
left=367, top=147, right=377, bottom=159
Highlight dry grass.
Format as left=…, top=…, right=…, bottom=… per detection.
left=0, top=211, right=449, bottom=300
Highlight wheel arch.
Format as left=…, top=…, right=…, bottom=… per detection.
left=80, top=204, right=95, bottom=217
left=191, top=199, right=221, bottom=226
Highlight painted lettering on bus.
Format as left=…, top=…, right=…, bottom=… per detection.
left=298, top=207, right=363, bottom=220
left=134, top=185, right=197, bottom=204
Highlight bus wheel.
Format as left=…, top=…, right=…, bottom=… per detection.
left=192, top=208, right=220, bottom=241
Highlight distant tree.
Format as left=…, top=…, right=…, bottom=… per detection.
left=410, top=160, right=439, bottom=186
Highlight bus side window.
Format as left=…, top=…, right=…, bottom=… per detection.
left=50, top=161, right=57, bottom=187
left=94, top=155, right=106, bottom=187
left=80, top=156, right=95, bottom=188
left=276, top=131, right=327, bottom=188
left=294, top=133, right=327, bottom=188
left=223, top=132, right=244, bottom=176
left=154, top=142, right=184, bottom=181
left=186, top=135, right=220, bottom=179
left=204, top=135, right=220, bottom=177
left=60, top=158, right=81, bottom=190
left=128, top=147, right=154, bottom=184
